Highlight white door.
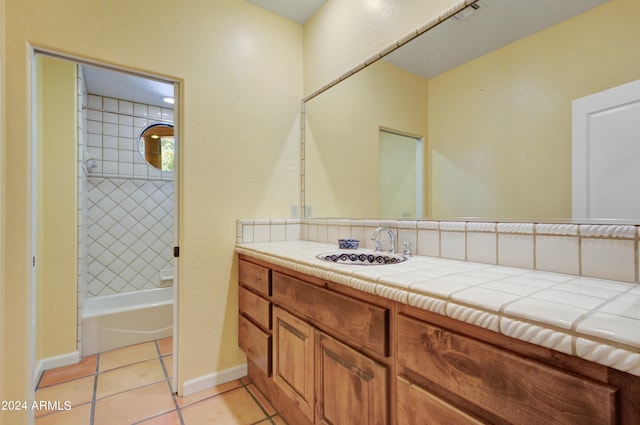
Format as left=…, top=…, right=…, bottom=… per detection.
left=572, top=79, right=640, bottom=219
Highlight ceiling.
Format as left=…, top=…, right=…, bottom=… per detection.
left=245, top=0, right=326, bottom=24
left=384, top=0, right=610, bottom=79
left=82, top=65, right=174, bottom=109
left=82, top=0, right=608, bottom=108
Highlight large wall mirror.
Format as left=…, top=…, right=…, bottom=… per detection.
left=304, top=0, right=639, bottom=221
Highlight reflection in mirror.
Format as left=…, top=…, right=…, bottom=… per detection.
left=304, top=0, right=639, bottom=221
left=138, top=123, right=175, bottom=171
left=379, top=130, right=423, bottom=219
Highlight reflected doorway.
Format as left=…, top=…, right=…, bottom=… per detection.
left=379, top=129, right=423, bottom=218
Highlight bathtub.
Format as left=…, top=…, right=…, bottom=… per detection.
left=82, top=287, right=173, bottom=355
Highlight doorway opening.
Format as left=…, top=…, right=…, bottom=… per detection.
left=378, top=129, right=423, bottom=218
left=31, top=51, right=180, bottom=393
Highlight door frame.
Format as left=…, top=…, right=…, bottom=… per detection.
left=30, top=47, right=182, bottom=394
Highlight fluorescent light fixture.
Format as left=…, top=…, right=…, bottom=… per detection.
left=163, top=97, right=175, bottom=105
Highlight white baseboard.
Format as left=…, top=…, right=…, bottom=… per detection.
left=34, top=351, right=81, bottom=383
left=182, top=363, right=248, bottom=397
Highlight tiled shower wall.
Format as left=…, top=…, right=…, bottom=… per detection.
left=84, top=93, right=174, bottom=297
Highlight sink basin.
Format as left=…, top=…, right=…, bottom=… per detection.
left=317, top=250, right=407, bottom=265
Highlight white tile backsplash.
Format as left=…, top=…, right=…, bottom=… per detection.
left=237, top=218, right=640, bottom=285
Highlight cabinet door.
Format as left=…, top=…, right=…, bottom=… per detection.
left=273, top=307, right=315, bottom=422
left=317, top=333, right=388, bottom=425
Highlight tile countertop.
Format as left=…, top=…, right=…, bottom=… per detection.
left=235, top=240, right=640, bottom=377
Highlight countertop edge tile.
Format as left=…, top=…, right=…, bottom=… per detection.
left=576, top=337, right=640, bottom=376
left=445, top=302, right=500, bottom=332
left=500, top=316, right=573, bottom=355
left=407, top=293, right=446, bottom=315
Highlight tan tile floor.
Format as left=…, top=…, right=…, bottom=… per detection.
left=35, top=338, right=287, bottom=425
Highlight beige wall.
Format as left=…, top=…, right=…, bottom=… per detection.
left=2, top=0, right=302, bottom=422
left=428, top=0, right=640, bottom=218
left=303, top=0, right=465, bottom=95
left=35, top=57, right=78, bottom=361
left=305, top=59, right=428, bottom=217
left=36, top=55, right=78, bottom=360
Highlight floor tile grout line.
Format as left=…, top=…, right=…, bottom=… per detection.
left=244, top=384, right=275, bottom=423
left=90, top=352, right=100, bottom=425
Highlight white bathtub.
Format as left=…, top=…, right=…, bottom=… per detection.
left=82, top=287, right=173, bottom=355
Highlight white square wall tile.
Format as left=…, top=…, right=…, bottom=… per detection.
left=417, top=229, right=439, bottom=257
left=241, top=224, right=253, bottom=243
left=118, top=100, right=133, bottom=114
left=440, top=231, right=465, bottom=260
left=253, top=224, right=270, bottom=242
left=103, top=97, right=118, bottom=112
left=87, top=94, right=102, bottom=109
left=467, top=232, right=496, bottom=264
left=535, top=235, right=579, bottom=275
left=103, top=123, right=118, bottom=137
left=581, top=238, right=635, bottom=282
left=271, top=223, right=286, bottom=241
left=498, top=234, right=533, bottom=269
left=286, top=223, right=301, bottom=241
left=327, top=225, right=339, bottom=245
left=397, top=229, right=417, bottom=256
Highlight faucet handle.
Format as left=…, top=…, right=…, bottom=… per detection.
left=402, top=241, right=412, bottom=256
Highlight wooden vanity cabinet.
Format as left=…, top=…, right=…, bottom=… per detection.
left=239, top=256, right=391, bottom=425
left=238, top=255, right=640, bottom=425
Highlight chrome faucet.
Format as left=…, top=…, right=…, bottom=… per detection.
left=371, top=227, right=396, bottom=253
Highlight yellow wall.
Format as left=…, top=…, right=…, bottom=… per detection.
left=0, top=0, right=6, bottom=410
left=428, top=0, right=640, bottom=218
left=305, top=59, right=428, bottom=217
left=36, top=55, right=78, bottom=360
left=303, top=0, right=466, bottom=95
left=2, top=1, right=302, bottom=422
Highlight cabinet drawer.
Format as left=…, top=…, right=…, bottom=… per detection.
left=397, top=377, right=484, bottom=425
left=239, top=286, right=271, bottom=331
left=239, top=259, right=271, bottom=297
left=272, top=272, right=389, bottom=356
left=238, top=314, right=272, bottom=376
left=397, top=314, right=616, bottom=425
